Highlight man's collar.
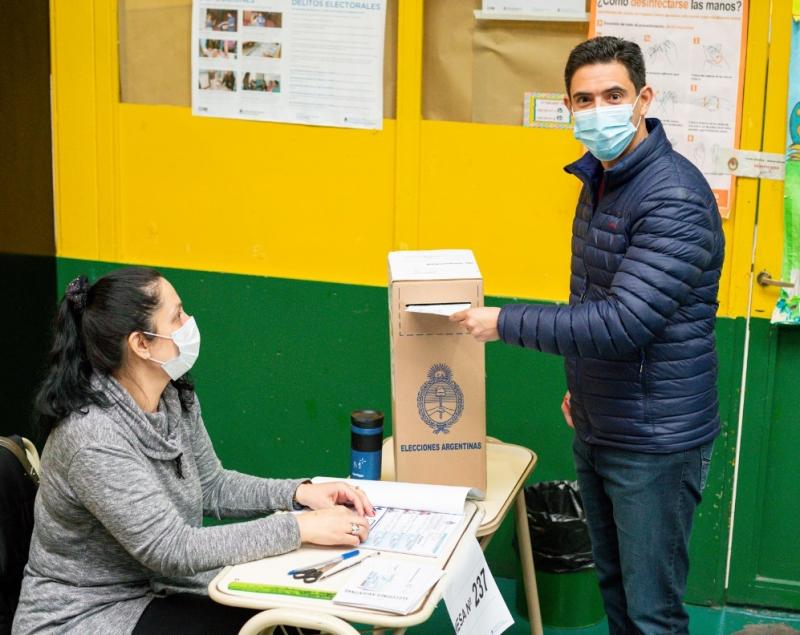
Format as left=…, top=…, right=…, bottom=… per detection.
left=564, top=118, right=671, bottom=192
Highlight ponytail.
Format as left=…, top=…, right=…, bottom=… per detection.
left=172, top=376, right=196, bottom=413
left=34, top=276, right=107, bottom=439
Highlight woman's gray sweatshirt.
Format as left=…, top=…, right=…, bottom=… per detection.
left=12, top=374, right=305, bottom=634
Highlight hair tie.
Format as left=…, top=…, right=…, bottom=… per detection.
left=65, top=276, right=90, bottom=312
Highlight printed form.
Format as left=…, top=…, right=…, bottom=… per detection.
left=333, top=558, right=444, bottom=614
left=314, top=477, right=471, bottom=558
left=362, top=508, right=465, bottom=558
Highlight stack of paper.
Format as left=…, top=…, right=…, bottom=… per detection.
left=311, top=477, right=471, bottom=514
left=332, top=558, right=444, bottom=615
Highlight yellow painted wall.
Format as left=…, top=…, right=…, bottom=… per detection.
left=49, top=0, right=790, bottom=318
left=751, top=0, right=794, bottom=318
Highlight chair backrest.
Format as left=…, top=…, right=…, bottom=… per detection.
left=0, top=437, right=39, bottom=485
left=0, top=436, right=39, bottom=633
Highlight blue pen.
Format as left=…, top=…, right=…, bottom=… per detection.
left=287, top=550, right=360, bottom=576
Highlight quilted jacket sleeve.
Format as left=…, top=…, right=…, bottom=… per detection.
left=498, top=185, right=717, bottom=358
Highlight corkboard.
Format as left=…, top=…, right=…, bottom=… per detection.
left=118, top=0, right=398, bottom=118
left=422, top=0, right=589, bottom=124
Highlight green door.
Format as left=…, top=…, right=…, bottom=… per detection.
left=728, top=322, right=800, bottom=609
left=727, top=0, right=800, bottom=611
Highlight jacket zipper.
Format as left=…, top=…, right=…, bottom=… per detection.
left=639, top=349, right=649, bottom=425
left=575, top=177, right=600, bottom=435
left=575, top=274, right=590, bottom=428
left=580, top=176, right=600, bottom=302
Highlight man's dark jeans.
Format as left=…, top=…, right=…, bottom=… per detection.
left=572, top=436, right=713, bottom=635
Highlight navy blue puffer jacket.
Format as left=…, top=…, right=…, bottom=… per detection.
left=498, top=119, right=724, bottom=452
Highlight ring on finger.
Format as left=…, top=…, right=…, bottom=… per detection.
left=350, top=522, right=360, bottom=535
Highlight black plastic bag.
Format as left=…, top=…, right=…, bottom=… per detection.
left=523, top=480, right=594, bottom=573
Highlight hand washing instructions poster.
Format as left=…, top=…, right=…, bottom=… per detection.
left=192, top=0, right=386, bottom=130
left=591, top=1, right=748, bottom=218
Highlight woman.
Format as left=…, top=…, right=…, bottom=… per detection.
left=13, top=268, right=373, bottom=634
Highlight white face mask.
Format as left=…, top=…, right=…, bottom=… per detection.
left=144, top=316, right=201, bottom=381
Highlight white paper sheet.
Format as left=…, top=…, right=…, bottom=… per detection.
left=307, top=478, right=472, bottom=557
left=444, top=538, right=513, bottom=635
left=360, top=507, right=466, bottom=558
left=333, top=558, right=444, bottom=614
left=405, top=303, right=471, bottom=317
left=192, top=0, right=386, bottom=129
left=713, top=149, right=786, bottom=181
left=481, top=0, right=584, bottom=17
left=311, top=477, right=470, bottom=515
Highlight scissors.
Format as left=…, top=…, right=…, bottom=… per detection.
left=290, top=549, right=361, bottom=584
left=292, top=560, right=345, bottom=583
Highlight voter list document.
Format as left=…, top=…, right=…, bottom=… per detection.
left=362, top=508, right=465, bottom=558
left=313, top=477, right=474, bottom=559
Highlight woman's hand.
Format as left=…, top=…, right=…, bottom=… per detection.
left=294, top=481, right=375, bottom=517
left=295, top=506, right=370, bottom=547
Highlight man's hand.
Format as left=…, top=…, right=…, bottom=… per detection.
left=294, top=481, right=375, bottom=517
left=449, top=307, right=501, bottom=342
left=561, top=391, right=574, bottom=429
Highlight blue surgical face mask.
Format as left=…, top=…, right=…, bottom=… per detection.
left=572, top=94, right=642, bottom=162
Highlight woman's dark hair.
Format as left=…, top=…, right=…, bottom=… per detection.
left=35, top=268, right=195, bottom=439
left=564, top=36, right=646, bottom=97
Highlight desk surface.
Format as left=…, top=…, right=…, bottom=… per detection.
left=209, top=503, right=484, bottom=629
left=381, top=437, right=537, bottom=536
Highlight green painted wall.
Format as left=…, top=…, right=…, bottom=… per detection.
left=50, top=258, right=745, bottom=605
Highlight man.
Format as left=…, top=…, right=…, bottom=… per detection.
left=452, top=36, right=724, bottom=634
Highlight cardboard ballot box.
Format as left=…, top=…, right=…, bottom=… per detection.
left=388, top=250, right=487, bottom=497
